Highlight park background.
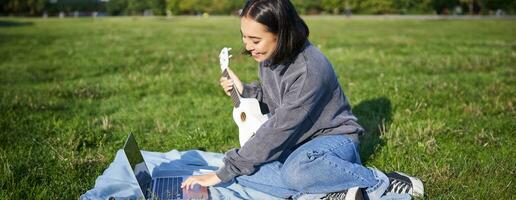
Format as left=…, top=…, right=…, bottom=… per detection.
left=1, top=0, right=515, bottom=199
left=1, top=0, right=516, bottom=16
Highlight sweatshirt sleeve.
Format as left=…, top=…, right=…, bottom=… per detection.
left=216, top=66, right=328, bottom=182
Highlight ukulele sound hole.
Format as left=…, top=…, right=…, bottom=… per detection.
left=240, top=112, right=246, bottom=122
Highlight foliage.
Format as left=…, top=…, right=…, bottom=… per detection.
left=292, top=0, right=323, bottom=14
left=392, top=0, right=434, bottom=14
left=483, top=0, right=516, bottom=13
left=321, top=0, right=344, bottom=15
left=106, top=0, right=127, bottom=16
left=1, top=0, right=516, bottom=16
left=356, top=0, right=397, bottom=14
left=1, top=0, right=46, bottom=15
left=147, top=0, right=166, bottom=16
left=164, top=0, right=242, bottom=15
left=107, top=0, right=165, bottom=16
left=165, top=0, right=180, bottom=15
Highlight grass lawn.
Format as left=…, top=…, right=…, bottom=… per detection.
left=0, top=16, right=514, bottom=199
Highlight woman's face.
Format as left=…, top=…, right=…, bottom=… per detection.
left=240, top=16, right=278, bottom=62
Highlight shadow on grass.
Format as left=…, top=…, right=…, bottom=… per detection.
left=353, top=97, right=392, bottom=163
left=0, top=20, right=33, bottom=27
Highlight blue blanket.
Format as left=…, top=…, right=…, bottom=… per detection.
left=81, top=149, right=410, bottom=200
left=80, top=149, right=284, bottom=200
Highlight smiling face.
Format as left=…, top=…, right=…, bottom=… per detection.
left=240, top=16, right=278, bottom=62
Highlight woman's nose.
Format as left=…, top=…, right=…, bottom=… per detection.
left=245, top=43, right=254, bottom=51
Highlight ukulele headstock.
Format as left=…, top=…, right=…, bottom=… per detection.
left=219, top=47, right=232, bottom=71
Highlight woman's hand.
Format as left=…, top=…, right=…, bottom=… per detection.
left=220, top=68, right=244, bottom=96
left=181, top=173, right=221, bottom=190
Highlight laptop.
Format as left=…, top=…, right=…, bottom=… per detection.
left=123, top=133, right=210, bottom=200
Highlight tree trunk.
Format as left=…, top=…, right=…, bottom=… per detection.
left=469, top=0, right=474, bottom=15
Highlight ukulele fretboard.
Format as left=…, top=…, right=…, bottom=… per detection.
left=222, top=69, right=241, bottom=108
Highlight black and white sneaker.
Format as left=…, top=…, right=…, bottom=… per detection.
left=321, top=187, right=364, bottom=200
left=385, top=172, right=424, bottom=197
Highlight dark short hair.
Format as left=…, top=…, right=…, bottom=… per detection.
left=241, top=0, right=309, bottom=66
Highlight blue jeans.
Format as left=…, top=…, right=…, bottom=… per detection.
left=235, top=135, right=384, bottom=199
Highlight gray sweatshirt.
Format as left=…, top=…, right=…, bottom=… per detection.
left=216, top=41, right=364, bottom=182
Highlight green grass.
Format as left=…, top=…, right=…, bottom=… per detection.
left=0, top=16, right=514, bottom=199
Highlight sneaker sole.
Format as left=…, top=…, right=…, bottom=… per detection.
left=396, top=172, right=424, bottom=197
left=345, top=187, right=363, bottom=200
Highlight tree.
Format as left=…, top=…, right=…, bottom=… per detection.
left=432, top=0, right=459, bottom=14
left=147, top=0, right=165, bottom=15
left=459, top=0, right=475, bottom=14
left=483, top=0, right=516, bottom=13
left=207, top=0, right=227, bottom=14
left=322, top=0, right=343, bottom=14
left=178, top=0, right=201, bottom=14
left=107, top=0, right=127, bottom=15
left=358, top=0, right=395, bottom=14
left=2, top=0, right=516, bottom=16
left=126, top=0, right=147, bottom=15
left=166, top=0, right=180, bottom=15
left=392, top=0, right=433, bottom=14
left=291, top=0, right=323, bottom=14
left=208, top=0, right=242, bottom=15
left=3, top=0, right=46, bottom=15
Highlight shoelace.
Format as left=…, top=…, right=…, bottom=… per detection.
left=321, top=191, right=347, bottom=200
left=387, top=179, right=411, bottom=194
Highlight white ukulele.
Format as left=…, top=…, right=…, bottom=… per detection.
left=219, top=47, right=269, bottom=146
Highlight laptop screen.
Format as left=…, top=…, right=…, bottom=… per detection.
left=123, top=133, right=153, bottom=197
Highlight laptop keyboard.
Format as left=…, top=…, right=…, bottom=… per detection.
left=154, top=177, right=183, bottom=200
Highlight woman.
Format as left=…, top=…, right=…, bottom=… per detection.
left=182, top=0, right=424, bottom=199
